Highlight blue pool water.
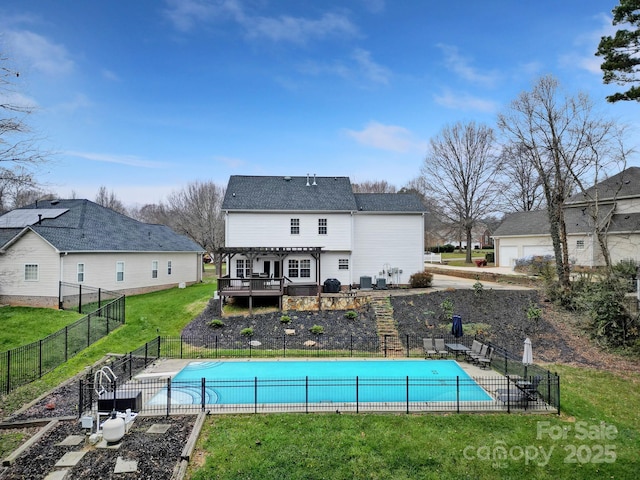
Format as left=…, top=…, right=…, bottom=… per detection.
left=148, top=360, right=493, bottom=405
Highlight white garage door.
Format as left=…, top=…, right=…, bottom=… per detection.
left=499, top=246, right=518, bottom=267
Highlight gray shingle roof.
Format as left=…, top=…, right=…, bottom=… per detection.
left=493, top=207, right=640, bottom=237
left=222, top=175, right=426, bottom=213
left=0, top=199, right=204, bottom=252
left=566, top=167, right=640, bottom=205
left=223, top=175, right=357, bottom=211
left=354, top=193, right=426, bottom=212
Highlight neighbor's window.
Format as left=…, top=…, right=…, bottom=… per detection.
left=77, top=263, right=85, bottom=283
left=236, top=259, right=251, bottom=278
left=576, top=240, right=585, bottom=250
left=318, top=218, right=327, bottom=235
left=288, top=259, right=299, bottom=277
left=152, top=260, right=158, bottom=279
left=300, top=259, right=311, bottom=278
left=290, top=218, right=300, bottom=235
left=116, top=261, right=125, bottom=282
left=338, top=258, right=349, bottom=270
left=167, top=260, right=172, bottom=275
left=24, top=264, right=39, bottom=281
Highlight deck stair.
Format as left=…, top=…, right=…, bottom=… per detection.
left=370, top=296, right=403, bottom=356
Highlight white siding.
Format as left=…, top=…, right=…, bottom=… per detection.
left=60, top=252, right=201, bottom=291
left=0, top=231, right=60, bottom=297
left=351, top=214, right=424, bottom=285
left=226, top=212, right=352, bottom=250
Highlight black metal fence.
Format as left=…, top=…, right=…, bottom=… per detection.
left=79, top=334, right=560, bottom=415
left=59, top=282, right=123, bottom=313
left=0, top=291, right=125, bottom=395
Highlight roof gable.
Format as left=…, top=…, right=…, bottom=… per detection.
left=567, top=166, right=640, bottom=204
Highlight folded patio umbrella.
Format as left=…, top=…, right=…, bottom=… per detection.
left=451, top=314, right=463, bottom=338
left=522, top=337, right=533, bottom=378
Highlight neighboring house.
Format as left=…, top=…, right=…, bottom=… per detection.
left=0, top=199, right=205, bottom=308
left=492, top=167, right=640, bottom=268
left=218, top=175, right=426, bottom=302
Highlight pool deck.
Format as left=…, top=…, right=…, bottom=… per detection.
left=127, top=358, right=553, bottom=415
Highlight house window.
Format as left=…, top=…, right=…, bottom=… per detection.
left=167, top=261, right=172, bottom=275
left=300, top=259, right=311, bottom=278
left=152, top=260, right=159, bottom=279
left=338, top=258, right=349, bottom=270
left=236, top=259, right=252, bottom=278
left=288, top=259, right=299, bottom=277
left=576, top=240, right=585, bottom=250
left=318, top=218, right=327, bottom=235
left=290, top=218, right=300, bottom=235
left=116, top=261, right=125, bottom=282
left=77, top=263, right=85, bottom=283
left=24, top=264, right=39, bottom=281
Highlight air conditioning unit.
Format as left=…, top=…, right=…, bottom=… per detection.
left=376, top=278, right=387, bottom=289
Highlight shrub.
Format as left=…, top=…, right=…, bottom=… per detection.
left=240, top=327, right=254, bottom=337
left=344, top=311, right=358, bottom=320
left=473, top=279, right=484, bottom=295
left=485, top=252, right=495, bottom=263
left=309, top=325, right=324, bottom=335
left=410, top=271, right=433, bottom=288
left=209, top=319, right=225, bottom=329
left=280, top=315, right=291, bottom=324
left=440, top=298, right=454, bottom=321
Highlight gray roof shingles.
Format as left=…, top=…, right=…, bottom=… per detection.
left=0, top=199, right=204, bottom=252
left=222, top=175, right=425, bottom=213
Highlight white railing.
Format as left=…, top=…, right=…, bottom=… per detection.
left=424, top=252, right=442, bottom=264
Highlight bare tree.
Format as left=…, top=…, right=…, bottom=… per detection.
left=352, top=180, right=397, bottom=193
left=421, top=121, right=502, bottom=263
left=1, top=52, right=48, bottom=210
left=165, top=181, right=226, bottom=254
left=498, top=75, right=622, bottom=289
left=94, top=186, right=127, bottom=215
left=129, top=203, right=171, bottom=225
left=499, top=143, right=545, bottom=212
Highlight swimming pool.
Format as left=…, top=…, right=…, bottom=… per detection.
left=148, top=360, right=493, bottom=406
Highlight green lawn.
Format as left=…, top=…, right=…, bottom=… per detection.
left=0, top=307, right=83, bottom=351
left=1, top=270, right=638, bottom=479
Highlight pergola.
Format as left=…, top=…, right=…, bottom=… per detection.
left=214, top=246, right=323, bottom=315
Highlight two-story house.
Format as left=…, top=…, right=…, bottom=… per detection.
left=492, top=167, right=640, bottom=267
left=217, top=175, right=426, bottom=308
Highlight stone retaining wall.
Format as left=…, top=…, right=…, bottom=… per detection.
left=283, top=294, right=370, bottom=311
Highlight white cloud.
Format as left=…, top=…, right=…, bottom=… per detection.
left=434, top=89, right=498, bottom=113
left=437, top=44, right=500, bottom=87
left=101, top=69, right=121, bottom=82
left=247, top=12, right=358, bottom=43
left=213, top=155, right=246, bottom=169
left=299, top=49, right=390, bottom=86
left=0, top=91, right=39, bottom=110
left=163, top=0, right=358, bottom=44
left=50, top=93, right=93, bottom=113
left=65, top=151, right=173, bottom=169
left=561, top=12, right=617, bottom=75
left=344, top=121, right=427, bottom=153
left=360, top=0, right=385, bottom=14
left=5, top=30, right=74, bottom=76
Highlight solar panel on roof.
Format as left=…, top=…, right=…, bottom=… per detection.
left=0, top=209, right=69, bottom=228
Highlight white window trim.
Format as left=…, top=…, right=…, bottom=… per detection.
left=116, top=261, right=125, bottom=282
left=25, top=263, right=39, bottom=281
left=77, top=263, right=85, bottom=283
left=338, top=258, right=349, bottom=270
left=152, top=260, right=159, bottom=279
left=167, top=260, right=172, bottom=275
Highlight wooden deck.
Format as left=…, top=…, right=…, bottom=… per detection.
left=218, top=277, right=285, bottom=296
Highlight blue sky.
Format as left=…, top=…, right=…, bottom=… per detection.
left=1, top=0, right=638, bottom=207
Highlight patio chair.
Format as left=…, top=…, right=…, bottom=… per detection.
left=496, top=375, right=541, bottom=406
left=423, top=338, right=438, bottom=359
left=464, top=340, right=483, bottom=362
left=477, top=347, right=493, bottom=369
left=468, top=344, right=488, bottom=364
left=434, top=338, right=449, bottom=358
